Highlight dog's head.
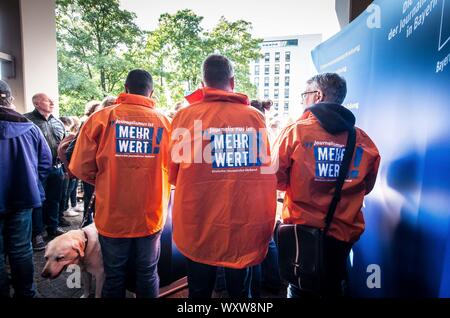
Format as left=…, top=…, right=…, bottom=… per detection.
left=41, top=230, right=87, bottom=279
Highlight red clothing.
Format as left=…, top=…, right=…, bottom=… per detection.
left=274, top=106, right=380, bottom=243
left=69, top=93, right=171, bottom=238
left=170, top=87, right=277, bottom=268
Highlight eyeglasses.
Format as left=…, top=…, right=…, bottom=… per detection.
left=301, top=91, right=319, bottom=99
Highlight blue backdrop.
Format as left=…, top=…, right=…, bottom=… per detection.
left=311, top=0, right=450, bottom=297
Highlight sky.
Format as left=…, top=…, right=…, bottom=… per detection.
left=119, top=0, right=341, bottom=41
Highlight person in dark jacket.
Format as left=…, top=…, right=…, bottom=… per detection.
left=0, top=80, right=52, bottom=297
left=25, top=93, right=66, bottom=250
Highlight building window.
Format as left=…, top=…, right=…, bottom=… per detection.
left=274, top=76, right=279, bottom=87
left=285, top=76, right=290, bottom=86
left=255, top=58, right=260, bottom=64
left=285, top=51, right=291, bottom=62
left=275, top=64, right=280, bottom=75
left=264, top=77, right=269, bottom=87
left=254, top=65, right=260, bottom=75
left=274, top=102, right=279, bottom=111
left=0, top=52, right=15, bottom=80
left=284, top=88, right=289, bottom=99
left=264, top=89, right=269, bottom=99
left=265, top=65, right=270, bottom=75
left=275, top=52, right=280, bottom=62
left=265, top=53, right=270, bottom=63
left=254, top=77, right=259, bottom=86
left=274, top=89, right=279, bottom=99
left=284, top=101, right=289, bottom=111
left=285, top=64, right=290, bottom=74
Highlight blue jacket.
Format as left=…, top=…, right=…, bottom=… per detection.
left=0, top=107, right=52, bottom=214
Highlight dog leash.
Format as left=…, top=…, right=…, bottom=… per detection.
left=80, top=192, right=96, bottom=229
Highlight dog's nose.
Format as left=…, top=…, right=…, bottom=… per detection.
left=41, top=270, right=50, bottom=278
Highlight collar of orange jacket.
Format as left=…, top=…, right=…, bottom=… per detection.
left=116, top=93, right=156, bottom=108
left=300, top=110, right=314, bottom=120
left=185, top=87, right=250, bottom=105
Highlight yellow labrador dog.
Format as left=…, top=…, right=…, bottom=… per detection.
left=41, top=223, right=104, bottom=298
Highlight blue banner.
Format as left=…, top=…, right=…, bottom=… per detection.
left=312, top=0, right=450, bottom=297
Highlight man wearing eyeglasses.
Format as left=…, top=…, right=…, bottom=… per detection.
left=274, top=73, right=380, bottom=298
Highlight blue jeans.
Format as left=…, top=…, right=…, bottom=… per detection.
left=68, top=179, right=78, bottom=208
left=32, top=166, right=64, bottom=236
left=0, top=209, right=35, bottom=298
left=187, top=259, right=251, bottom=298
left=99, top=231, right=161, bottom=298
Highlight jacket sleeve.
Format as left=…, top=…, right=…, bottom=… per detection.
left=273, top=126, right=295, bottom=191
left=365, top=152, right=381, bottom=194
left=168, top=114, right=181, bottom=185
left=36, top=127, right=52, bottom=182
left=65, top=133, right=77, bottom=163
left=68, top=117, right=100, bottom=185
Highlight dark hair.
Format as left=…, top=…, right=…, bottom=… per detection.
left=250, top=99, right=273, bottom=113
left=306, top=73, right=347, bottom=104
left=60, top=116, right=73, bottom=128
left=125, top=69, right=153, bottom=96
left=202, top=54, right=234, bottom=89
left=84, top=100, right=101, bottom=117
left=0, top=80, right=12, bottom=107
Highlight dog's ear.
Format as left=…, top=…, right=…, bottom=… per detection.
left=71, top=238, right=86, bottom=258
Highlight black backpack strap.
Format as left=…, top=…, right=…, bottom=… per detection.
left=323, top=127, right=357, bottom=235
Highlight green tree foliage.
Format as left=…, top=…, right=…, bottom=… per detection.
left=206, top=17, right=262, bottom=98
left=56, top=0, right=143, bottom=115
left=57, top=3, right=262, bottom=114
left=146, top=10, right=262, bottom=108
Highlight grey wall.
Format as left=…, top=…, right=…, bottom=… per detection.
left=0, top=0, right=25, bottom=112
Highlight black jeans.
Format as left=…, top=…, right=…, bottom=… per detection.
left=251, top=238, right=281, bottom=297
left=187, top=259, right=251, bottom=298
left=59, top=174, right=70, bottom=218
left=32, top=166, right=64, bottom=237
left=287, top=235, right=352, bottom=298
left=82, top=182, right=94, bottom=226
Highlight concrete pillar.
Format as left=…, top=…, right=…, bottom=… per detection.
left=335, top=0, right=374, bottom=28
left=20, top=0, right=58, bottom=114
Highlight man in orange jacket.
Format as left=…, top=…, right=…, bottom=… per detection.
left=274, top=73, right=380, bottom=298
left=69, top=70, right=171, bottom=298
left=170, top=54, right=277, bottom=298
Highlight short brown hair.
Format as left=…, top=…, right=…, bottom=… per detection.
left=202, top=54, right=234, bottom=89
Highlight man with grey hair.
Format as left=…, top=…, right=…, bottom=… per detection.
left=170, top=54, right=276, bottom=298
left=303, top=72, right=347, bottom=106
left=25, top=93, right=66, bottom=251
left=274, top=72, right=380, bottom=298
left=0, top=80, right=52, bottom=297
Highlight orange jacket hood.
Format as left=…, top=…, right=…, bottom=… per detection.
left=185, top=87, right=250, bottom=106
left=274, top=105, right=380, bottom=243
left=69, top=93, right=171, bottom=238
left=170, top=89, right=276, bottom=268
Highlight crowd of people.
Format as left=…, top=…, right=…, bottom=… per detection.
left=0, top=53, right=380, bottom=299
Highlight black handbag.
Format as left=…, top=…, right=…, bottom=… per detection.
left=276, top=127, right=356, bottom=293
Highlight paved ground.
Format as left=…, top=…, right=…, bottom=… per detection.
left=34, top=204, right=86, bottom=298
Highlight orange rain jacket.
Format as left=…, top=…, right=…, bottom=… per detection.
left=274, top=102, right=380, bottom=243
left=170, top=87, right=277, bottom=269
left=69, top=93, right=171, bottom=238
